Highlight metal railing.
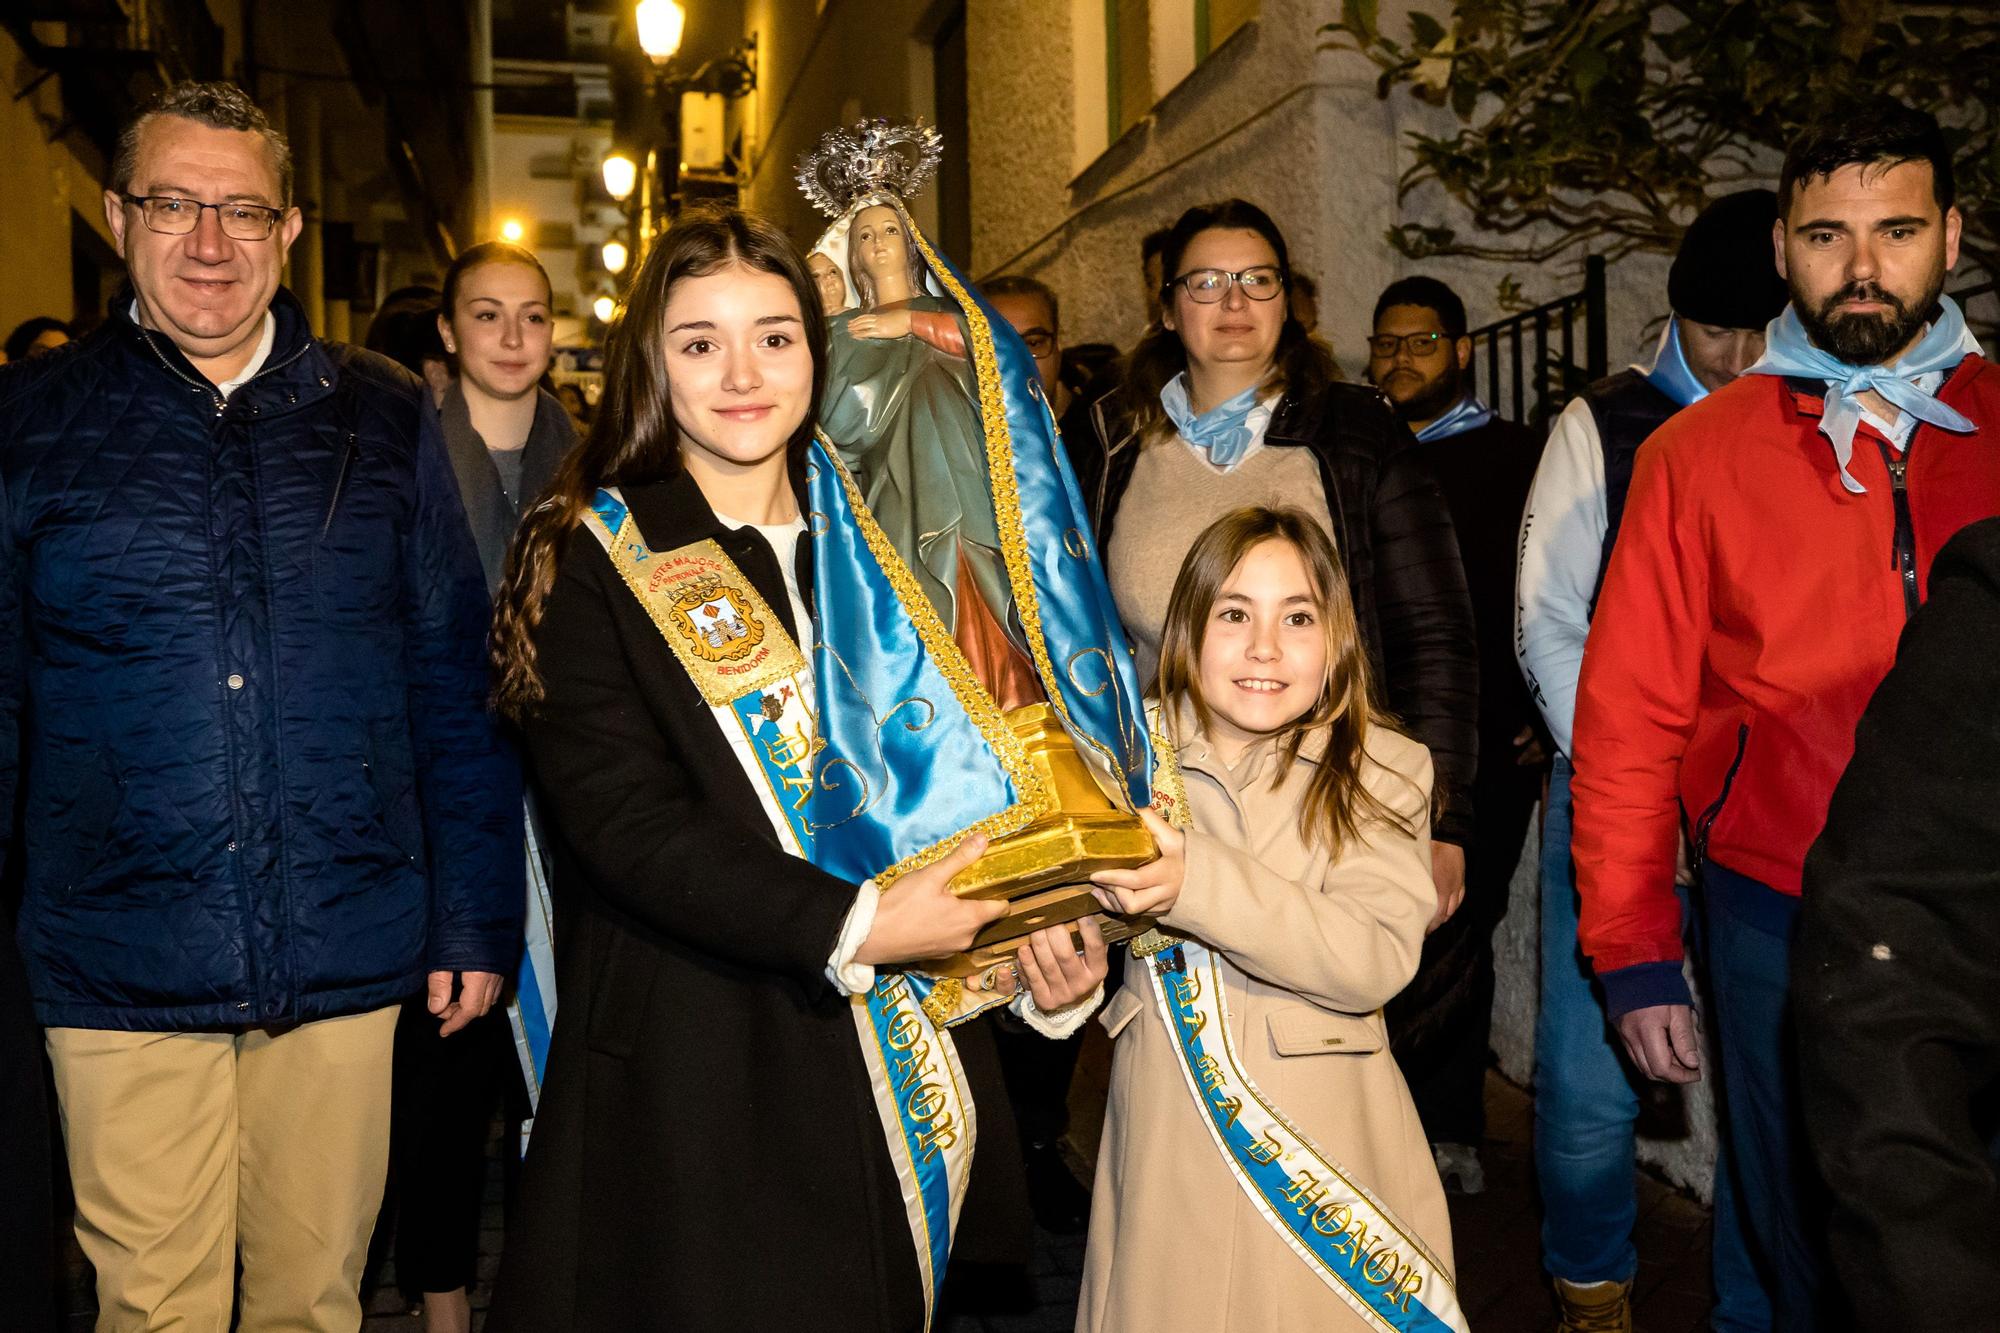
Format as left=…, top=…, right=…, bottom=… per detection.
left=1467, top=254, right=1608, bottom=427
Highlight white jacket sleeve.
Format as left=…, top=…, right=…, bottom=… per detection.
left=1515, top=396, right=1609, bottom=758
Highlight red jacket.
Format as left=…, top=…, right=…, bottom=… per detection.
left=1571, top=356, right=2000, bottom=1013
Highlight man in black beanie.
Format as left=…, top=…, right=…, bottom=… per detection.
left=1515, top=188, right=1789, bottom=1333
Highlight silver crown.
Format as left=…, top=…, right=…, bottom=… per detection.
left=795, top=118, right=944, bottom=218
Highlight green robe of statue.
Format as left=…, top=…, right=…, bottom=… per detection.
left=820, top=294, right=1019, bottom=648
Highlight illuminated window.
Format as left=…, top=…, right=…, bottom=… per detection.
left=1106, top=0, right=1152, bottom=141
left=1081, top=0, right=1260, bottom=167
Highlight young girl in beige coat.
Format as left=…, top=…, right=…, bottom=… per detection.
left=1076, top=507, right=1464, bottom=1333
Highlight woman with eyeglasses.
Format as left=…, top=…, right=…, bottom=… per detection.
left=1076, top=198, right=1480, bottom=932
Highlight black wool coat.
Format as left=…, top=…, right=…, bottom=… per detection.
left=1794, top=514, right=2000, bottom=1332
left=1079, top=382, right=1481, bottom=845
left=486, top=464, right=1024, bottom=1333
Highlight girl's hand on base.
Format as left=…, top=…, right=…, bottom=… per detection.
left=1017, top=915, right=1107, bottom=1012
left=1089, top=808, right=1186, bottom=917
left=856, top=836, right=1003, bottom=965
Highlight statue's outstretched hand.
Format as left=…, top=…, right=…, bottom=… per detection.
left=848, top=309, right=912, bottom=341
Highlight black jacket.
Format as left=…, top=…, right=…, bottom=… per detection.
left=1079, top=382, right=1480, bottom=844
left=1406, top=414, right=1545, bottom=756
left=1795, top=515, right=2000, bottom=1330
left=436, top=381, right=573, bottom=592
left=487, top=465, right=928, bottom=1332
left=0, top=289, right=521, bottom=1030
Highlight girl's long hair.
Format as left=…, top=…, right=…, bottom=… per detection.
left=1120, top=199, right=1337, bottom=442
left=489, top=207, right=829, bottom=719
left=1154, top=507, right=1418, bottom=857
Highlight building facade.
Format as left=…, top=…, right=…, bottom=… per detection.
left=0, top=0, right=479, bottom=348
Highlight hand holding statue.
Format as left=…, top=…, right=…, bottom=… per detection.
left=854, top=835, right=1004, bottom=965
left=847, top=307, right=912, bottom=341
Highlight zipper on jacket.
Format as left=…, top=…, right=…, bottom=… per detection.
left=1690, top=723, right=1750, bottom=877
left=137, top=327, right=315, bottom=421
left=139, top=327, right=225, bottom=418
left=322, top=433, right=358, bottom=539
left=1875, top=439, right=1919, bottom=620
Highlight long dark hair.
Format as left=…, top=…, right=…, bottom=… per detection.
left=1121, top=199, right=1337, bottom=441
left=490, top=207, right=829, bottom=718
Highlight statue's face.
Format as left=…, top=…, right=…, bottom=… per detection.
left=852, top=205, right=912, bottom=284
left=808, top=252, right=847, bottom=314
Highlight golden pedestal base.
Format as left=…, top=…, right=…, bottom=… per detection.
left=917, top=702, right=1158, bottom=978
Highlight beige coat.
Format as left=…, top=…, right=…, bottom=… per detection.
left=1077, top=719, right=1455, bottom=1333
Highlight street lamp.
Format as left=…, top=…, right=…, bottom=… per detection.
left=593, top=295, right=618, bottom=324
left=602, top=153, right=637, bottom=202
left=635, top=0, right=686, bottom=62
left=499, top=218, right=525, bottom=243
left=602, top=239, right=630, bottom=274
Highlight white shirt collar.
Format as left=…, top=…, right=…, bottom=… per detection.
left=130, top=301, right=278, bottom=400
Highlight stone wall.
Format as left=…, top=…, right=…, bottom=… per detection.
left=0, top=27, right=117, bottom=336
left=959, top=0, right=1670, bottom=373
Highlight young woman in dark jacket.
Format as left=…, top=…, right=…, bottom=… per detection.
left=481, top=209, right=1104, bottom=1332
left=1074, top=199, right=1479, bottom=911
left=372, top=242, right=576, bottom=1333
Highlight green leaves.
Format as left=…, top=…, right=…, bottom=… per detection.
left=1332, top=0, right=1998, bottom=289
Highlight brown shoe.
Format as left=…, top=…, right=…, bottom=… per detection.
left=1553, top=1277, right=1633, bottom=1333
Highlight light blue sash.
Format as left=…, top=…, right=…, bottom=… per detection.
left=1643, top=318, right=1708, bottom=409
left=1745, top=295, right=1980, bottom=493
left=504, top=805, right=556, bottom=1154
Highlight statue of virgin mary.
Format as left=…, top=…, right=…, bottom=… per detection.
left=795, top=120, right=1160, bottom=962
left=805, top=142, right=1035, bottom=706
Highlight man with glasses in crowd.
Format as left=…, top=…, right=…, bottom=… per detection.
left=0, top=82, right=519, bottom=1329
left=1364, top=276, right=1546, bottom=1200
left=986, top=275, right=1096, bottom=467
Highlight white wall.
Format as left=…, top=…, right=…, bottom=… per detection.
left=963, top=0, right=1670, bottom=374
left=491, top=115, right=614, bottom=344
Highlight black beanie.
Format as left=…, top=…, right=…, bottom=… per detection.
left=1667, top=189, right=1789, bottom=330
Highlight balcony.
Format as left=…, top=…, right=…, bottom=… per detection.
left=3, top=0, right=224, bottom=158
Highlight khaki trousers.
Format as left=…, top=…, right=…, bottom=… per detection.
left=46, top=1004, right=400, bottom=1333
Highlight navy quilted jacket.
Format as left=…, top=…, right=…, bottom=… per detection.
left=0, top=289, right=523, bottom=1031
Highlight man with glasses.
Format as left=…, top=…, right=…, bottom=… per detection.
left=1364, top=276, right=1546, bottom=1201
left=0, top=82, right=519, bottom=1329
left=985, top=275, right=1099, bottom=468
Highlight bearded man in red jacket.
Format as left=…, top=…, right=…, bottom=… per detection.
left=1570, top=97, right=1999, bottom=1329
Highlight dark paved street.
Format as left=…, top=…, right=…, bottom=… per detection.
left=55, top=1040, right=1713, bottom=1333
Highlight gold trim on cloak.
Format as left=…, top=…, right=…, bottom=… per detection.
left=812, top=436, right=1049, bottom=886
left=902, top=216, right=1142, bottom=800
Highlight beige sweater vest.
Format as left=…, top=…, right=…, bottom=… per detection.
left=1107, top=436, right=1333, bottom=687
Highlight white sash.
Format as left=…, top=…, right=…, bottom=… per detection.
left=504, top=802, right=556, bottom=1155
left=1145, top=938, right=1469, bottom=1333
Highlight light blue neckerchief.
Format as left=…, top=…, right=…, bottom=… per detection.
left=1745, top=295, right=1980, bottom=494
left=1643, top=318, right=1708, bottom=409
left=1414, top=393, right=1498, bottom=442
left=1161, top=373, right=1267, bottom=468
